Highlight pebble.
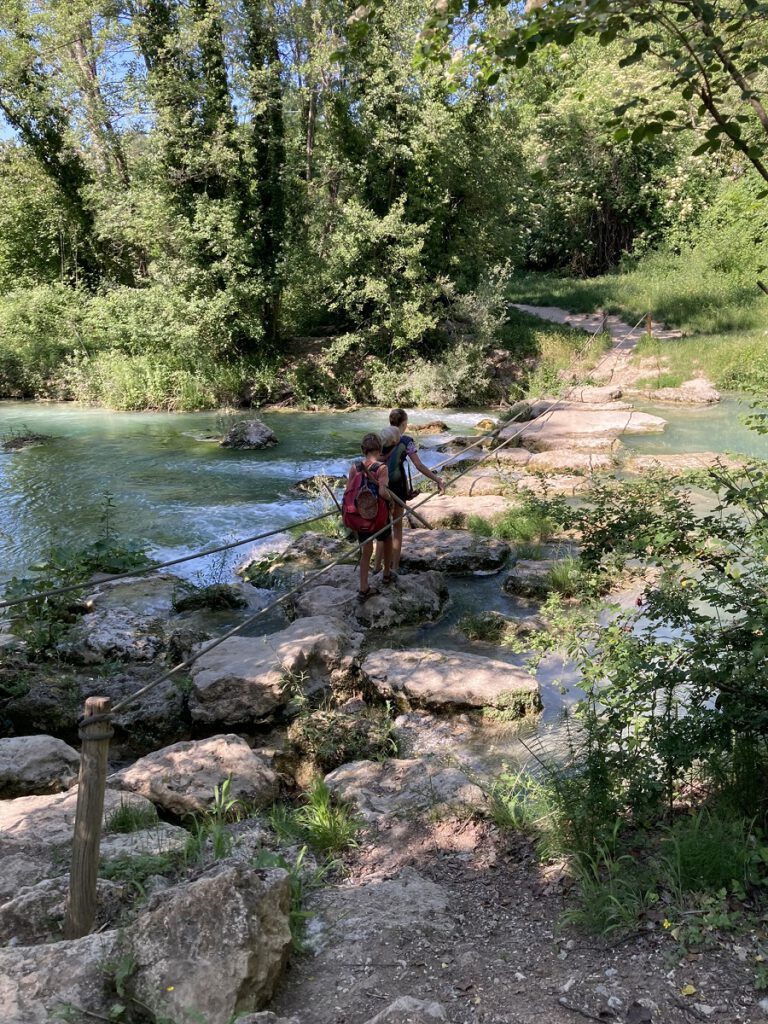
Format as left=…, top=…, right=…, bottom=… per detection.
left=605, top=968, right=618, bottom=978
left=607, top=996, right=623, bottom=1011
left=758, top=997, right=768, bottom=1015
left=514, top=972, right=526, bottom=983
left=559, top=977, right=576, bottom=994
left=693, top=1005, right=716, bottom=1018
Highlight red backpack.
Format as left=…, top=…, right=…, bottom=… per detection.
left=342, top=461, right=389, bottom=533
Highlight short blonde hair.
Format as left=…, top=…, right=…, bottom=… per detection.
left=379, top=425, right=401, bottom=449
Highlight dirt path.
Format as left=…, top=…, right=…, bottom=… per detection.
left=512, top=303, right=683, bottom=387
left=269, top=819, right=763, bottom=1024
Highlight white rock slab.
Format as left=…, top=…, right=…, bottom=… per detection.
left=362, top=647, right=540, bottom=715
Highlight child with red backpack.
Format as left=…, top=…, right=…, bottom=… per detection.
left=341, top=433, right=394, bottom=601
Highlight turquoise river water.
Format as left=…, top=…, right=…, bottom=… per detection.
left=2, top=396, right=766, bottom=760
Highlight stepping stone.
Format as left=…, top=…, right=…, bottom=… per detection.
left=512, top=409, right=666, bottom=452
left=189, top=616, right=362, bottom=726
left=400, top=529, right=510, bottom=574
left=362, top=647, right=540, bottom=716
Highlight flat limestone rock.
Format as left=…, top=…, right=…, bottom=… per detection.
left=400, top=529, right=510, bottom=574
left=515, top=409, right=666, bottom=452
left=293, top=565, right=447, bottom=629
left=625, top=451, right=742, bottom=475
left=415, top=494, right=510, bottom=528
left=112, top=734, right=279, bottom=815
left=189, top=616, right=362, bottom=726
left=447, top=470, right=510, bottom=496
left=325, top=758, right=486, bottom=821
left=0, top=788, right=155, bottom=902
left=100, top=822, right=190, bottom=860
left=513, top=474, right=591, bottom=496
left=528, top=399, right=633, bottom=417
left=526, top=449, right=615, bottom=474
left=626, top=378, right=720, bottom=405
left=0, top=735, right=79, bottom=798
left=483, top=447, right=532, bottom=466
left=362, top=647, right=540, bottom=716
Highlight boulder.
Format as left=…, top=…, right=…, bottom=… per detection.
left=503, top=559, right=559, bottom=598
left=0, top=931, right=120, bottom=1024
left=0, top=735, right=79, bottom=798
left=362, top=648, right=540, bottom=716
left=400, top=528, right=510, bottom=574
left=220, top=418, right=278, bottom=449
left=526, top=449, right=615, bottom=475
left=189, top=616, right=362, bottom=726
left=122, top=862, right=291, bottom=1024
left=0, top=788, right=156, bottom=902
left=411, top=420, right=449, bottom=435
left=515, top=408, right=666, bottom=452
left=292, top=565, right=447, bottom=629
left=325, top=758, right=486, bottom=821
left=112, top=734, right=279, bottom=816
left=279, top=531, right=350, bottom=565
left=83, top=671, right=189, bottom=752
left=66, top=574, right=194, bottom=663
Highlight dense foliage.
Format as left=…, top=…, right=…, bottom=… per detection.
left=0, top=0, right=765, bottom=408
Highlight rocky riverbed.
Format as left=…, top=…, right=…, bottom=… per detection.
left=1, top=392, right=762, bottom=1024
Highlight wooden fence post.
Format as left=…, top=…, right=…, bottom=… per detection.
left=645, top=311, right=653, bottom=337
left=64, top=696, right=113, bottom=939
left=600, top=310, right=609, bottom=334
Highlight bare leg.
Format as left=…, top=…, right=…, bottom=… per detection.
left=391, top=517, right=404, bottom=572
left=373, top=539, right=383, bottom=574
left=381, top=536, right=394, bottom=578
left=359, top=540, right=373, bottom=593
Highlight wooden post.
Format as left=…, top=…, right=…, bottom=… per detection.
left=645, top=311, right=653, bottom=337
left=600, top=310, right=609, bottom=334
left=64, top=696, right=113, bottom=939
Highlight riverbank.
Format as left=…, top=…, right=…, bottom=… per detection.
left=509, top=272, right=768, bottom=394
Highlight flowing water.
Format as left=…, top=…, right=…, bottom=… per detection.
left=2, top=396, right=766, bottom=771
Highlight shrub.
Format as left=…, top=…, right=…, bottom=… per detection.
left=0, top=285, right=86, bottom=397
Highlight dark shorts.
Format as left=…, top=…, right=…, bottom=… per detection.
left=389, top=477, right=408, bottom=504
left=356, top=524, right=392, bottom=544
